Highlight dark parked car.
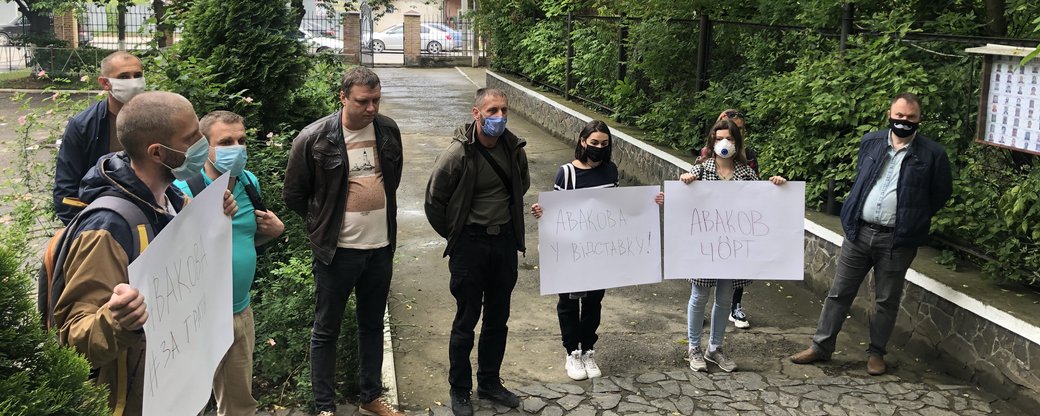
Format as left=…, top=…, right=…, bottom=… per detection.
left=0, top=14, right=92, bottom=46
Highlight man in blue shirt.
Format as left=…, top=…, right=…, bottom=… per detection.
left=790, top=93, right=952, bottom=376
left=174, top=111, right=284, bottom=415
left=54, top=51, right=147, bottom=224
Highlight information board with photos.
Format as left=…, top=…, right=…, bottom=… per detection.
left=971, top=45, right=1040, bottom=155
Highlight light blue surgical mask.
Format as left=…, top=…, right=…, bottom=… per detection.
left=160, top=136, right=209, bottom=181
left=211, top=145, right=247, bottom=177
left=481, top=115, right=507, bottom=137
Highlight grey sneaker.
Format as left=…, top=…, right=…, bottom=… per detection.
left=704, top=348, right=737, bottom=372
left=688, top=347, right=707, bottom=372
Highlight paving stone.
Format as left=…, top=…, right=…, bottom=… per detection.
left=761, top=390, right=779, bottom=404
left=686, top=373, right=716, bottom=391
left=663, top=370, right=688, bottom=381
left=516, top=384, right=564, bottom=399
left=660, top=379, right=681, bottom=395
left=936, top=384, right=970, bottom=391
left=710, top=402, right=735, bottom=411
left=919, top=407, right=959, bottom=416
left=625, top=394, right=650, bottom=405
left=952, top=396, right=969, bottom=411
left=635, top=372, right=667, bottom=384
left=802, top=389, right=840, bottom=403
left=729, top=389, right=759, bottom=403
left=545, top=383, right=584, bottom=395
left=473, top=409, right=495, bottom=416
left=777, top=391, right=801, bottom=408
left=921, top=391, right=950, bottom=409
left=521, top=397, right=546, bottom=413
left=697, top=394, right=732, bottom=403
left=591, top=393, right=622, bottom=410
left=883, top=383, right=911, bottom=395
left=730, top=401, right=763, bottom=411
left=557, top=394, right=583, bottom=411
left=763, top=403, right=791, bottom=415
left=892, top=399, right=926, bottom=410
left=491, top=403, right=512, bottom=413
left=617, top=402, right=659, bottom=413
left=779, top=385, right=816, bottom=395
left=642, top=386, right=670, bottom=399
left=798, top=399, right=825, bottom=415
left=602, top=411, right=620, bottom=416
left=765, top=374, right=807, bottom=387
left=837, top=394, right=871, bottom=409
left=820, top=404, right=848, bottom=416
left=731, top=372, right=769, bottom=390
left=568, top=404, right=596, bottom=416
left=591, top=377, right=620, bottom=393
left=614, top=376, right=638, bottom=393
left=672, top=396, right=695, bottom=414
left=861, top=393, right=890, bottom=404
left=650, top=398, right=678, bottom=413
left=680, top=382, right=704, bottom=396
left=539, top=406, right=563, bottom=416
left=874, top=403, right=897, bottom=416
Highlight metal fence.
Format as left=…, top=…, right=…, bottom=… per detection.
left=81, top=4, right=155, bottom=50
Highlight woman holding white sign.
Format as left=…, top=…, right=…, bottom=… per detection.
left=655, top=119, right=787, bottom=373
left=531, top=120, right=619, bottom=381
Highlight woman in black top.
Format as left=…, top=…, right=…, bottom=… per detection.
left=531, top=120, right=618, bottom=381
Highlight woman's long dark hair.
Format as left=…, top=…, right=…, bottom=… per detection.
left=706, top=119, right=747, bottom=165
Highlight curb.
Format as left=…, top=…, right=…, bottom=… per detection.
left=381, top=304, right=399, bottom=407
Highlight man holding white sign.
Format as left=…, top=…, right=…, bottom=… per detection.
left=53, top=91, right=237, bottom=415
left=790, top=93, right=952, bottom=376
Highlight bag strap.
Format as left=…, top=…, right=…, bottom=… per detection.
left=475, top=145, right=515, bottom=205
left=565, top=163, right=577, bottom=190
left=186, top=174, right=207, bottom=198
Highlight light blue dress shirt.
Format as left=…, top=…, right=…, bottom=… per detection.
left=860, top=133, right=913, bottom=227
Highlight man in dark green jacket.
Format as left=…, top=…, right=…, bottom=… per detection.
left=425, top=88, right=530, bottom=416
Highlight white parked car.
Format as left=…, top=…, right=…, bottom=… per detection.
left=297, top=28, right=341, bottom=54
left=369, top=23, right=461, bottom=54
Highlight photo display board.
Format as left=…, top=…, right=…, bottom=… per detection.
left=973, top=45, right=1040, bottom=155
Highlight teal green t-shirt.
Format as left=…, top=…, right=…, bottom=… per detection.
left=174, top=170, right=258, bottom=314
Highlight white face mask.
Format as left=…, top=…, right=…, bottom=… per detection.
left=107, top=77, right=146, bottom=104
left=714, top=138, right=736, bottom=159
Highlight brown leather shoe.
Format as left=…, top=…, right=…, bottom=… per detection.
left=789, top=347, right=829, bottom=364
left=867, top=355, right=887, bottom=375
left=359, top=397, right=404, bottom=416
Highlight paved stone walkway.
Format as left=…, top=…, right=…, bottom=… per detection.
left=409, top=370, right=998, bottom=416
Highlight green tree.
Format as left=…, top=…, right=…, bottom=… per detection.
left=177, top=0, right=308, bottom=131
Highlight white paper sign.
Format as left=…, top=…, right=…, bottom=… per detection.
left=662, top=180, right=805, bottom=281
left=537, top=186, right=662, bottom=295
left=129, top=173, right=233, bottom=416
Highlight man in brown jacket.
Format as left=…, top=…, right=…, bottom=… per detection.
left=54, top=91, right=236, bottom=415
left=283, top=67, right=404, bottom=416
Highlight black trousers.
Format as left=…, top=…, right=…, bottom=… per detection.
left=310, top=246, right=393, bottom=410
left=557, top=290, right=605, bottom=353
left=447, top=225, right=518, bottom=392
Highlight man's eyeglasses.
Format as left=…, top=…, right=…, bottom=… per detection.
left=724, top=111, right=745, bottom=119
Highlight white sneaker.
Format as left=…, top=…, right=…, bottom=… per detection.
left=581, top=350, right=602, bottom=378
left=729, top=303, right=751, bottom=329
left=565, top=350, right=587, bottom=380
left=688, top=347, right=707, bottom=372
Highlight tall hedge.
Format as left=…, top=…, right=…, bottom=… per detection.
left=177, top=0, right=309, bottom=131
left=0, top=243, right=110, bottom=415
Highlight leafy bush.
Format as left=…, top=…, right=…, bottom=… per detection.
left=0, top=230, right=110, bottom=415
left=476, top=1, right=1040, bottom=285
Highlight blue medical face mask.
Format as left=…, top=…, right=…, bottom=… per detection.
left=211, top=145, right=247, bottom=177
left=160, top=136, right=209, bottom=181
left=481, top=115, right=507, bottom=137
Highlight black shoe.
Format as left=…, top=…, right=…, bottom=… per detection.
left=450, top=389, right=473, bottom=416
left=477, top=383, right=520, bottom=408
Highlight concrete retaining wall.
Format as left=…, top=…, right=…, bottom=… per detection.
left=487, top=69, right=1040, bottom=409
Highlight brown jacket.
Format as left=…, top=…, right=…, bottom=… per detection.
left=283, top=111, right=404, bottom=264
left=54, top=153, right=183, bottom=415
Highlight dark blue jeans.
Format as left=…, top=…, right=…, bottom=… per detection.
left=811, top=225, right=917, bottom=357
left=447, top=225, right=518, bottom=393
left=311, top=246, right=393, bottom=411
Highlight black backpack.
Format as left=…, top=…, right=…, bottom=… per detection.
left=38, top=195, right=154, bottom=330
left=184, top=173, right=266, bottom=212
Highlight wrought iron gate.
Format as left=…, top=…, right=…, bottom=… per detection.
left=360, top=0, right=374, bottom=67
